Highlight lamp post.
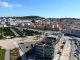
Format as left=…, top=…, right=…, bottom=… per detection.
left=43, top=44, right=45, bottom=58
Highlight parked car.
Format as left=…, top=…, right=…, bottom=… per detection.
left=69, top=39, right=72, bottom=40
left=74, top=54, right=78, bottom=57
left=75, top=50, right=79, bottom=53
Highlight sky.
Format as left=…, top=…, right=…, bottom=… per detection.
left=0, top=0, right=80, bottom=18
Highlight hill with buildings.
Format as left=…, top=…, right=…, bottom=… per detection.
left=0, top=16, right=80, bottom=21
left=0, top=16, right=45, bottom=20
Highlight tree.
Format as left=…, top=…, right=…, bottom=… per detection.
left=45, top=33, right=48, bottom=36
left=0, top=46, right=2, bottom=50
left=36, top=35, right=41, bottom=40
left=31, top=20, right=35, bottom=23
left=0, top=27, right=4, bottom=39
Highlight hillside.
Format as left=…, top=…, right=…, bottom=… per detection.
left=0, top=16, right=45, bottom=20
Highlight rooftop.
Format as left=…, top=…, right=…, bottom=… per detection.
left=47, top=35, right=58, bottom=39
left=35, top=33, right=63, bottom=46
left=37, top=37, right=57, bottom=46
left=19, top=42, right=35, bottom=53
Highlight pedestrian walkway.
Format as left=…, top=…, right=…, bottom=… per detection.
left=79, top=54, right=80, bottom=60
left=10, top=28, right=20, bottom=36
left=59, top=40, right=71, bottom=60
left=10, top=39, right=27, bottom=60
left=5, top=50, right=10, bottom=60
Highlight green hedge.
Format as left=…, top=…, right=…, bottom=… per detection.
left=12, top=27, right=23, bottom=37
left=23, top=29, right=41, bottom=36
left=3, top=27, right=16, bottom=36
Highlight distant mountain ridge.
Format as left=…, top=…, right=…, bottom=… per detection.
left=0, top=16, right=45, bottom=19
left=0, top=16, right=80, bottom=20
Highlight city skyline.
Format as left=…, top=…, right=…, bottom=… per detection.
left=0, top=0, right=80, bottom=18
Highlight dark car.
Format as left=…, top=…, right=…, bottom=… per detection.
left=74, top=53, right=78, bottom=55
left=75, top=50, right=79, bottom=52
left=74, top=55, right=78, bottom=57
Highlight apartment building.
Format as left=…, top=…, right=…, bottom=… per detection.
left=34, top=33, right=64, bottom=58
left=63, top=28, right=80, bottom=37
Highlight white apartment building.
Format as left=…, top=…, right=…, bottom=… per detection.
left=2, top=18, right=6, bottom=21
left=6, top=21, right=18, bottom=26
left=63, top=28, right=80, bottom=37
left=0, top=21, right=5, bottom=25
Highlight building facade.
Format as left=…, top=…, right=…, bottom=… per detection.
left=62, top=29, right=80, bottom=37
left=34, top=33, right=64, bottom=58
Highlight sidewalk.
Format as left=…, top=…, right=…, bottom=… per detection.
left=5, top=50, right=10, bottom=60
left=10, top=28, right=20, bottom=36
left=79, top=54, right=80, bottom=60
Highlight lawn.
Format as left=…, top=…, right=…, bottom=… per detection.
left=3, top=27, right=16, bottom=36
left=0, top=27, right=16, bottom=39
left=11, top=27, right=42, bottom=37
left=11, top=27, right=23, bottom=37
left=23, top=29, right=42, bottom=36
left=0, top=49, right=6, bottom=60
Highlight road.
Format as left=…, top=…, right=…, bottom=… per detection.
left=70, top=41, right=78, bottom=60
left=10, top=28, right=20, bottom=36
left=64, top=36, right=78, bottom=60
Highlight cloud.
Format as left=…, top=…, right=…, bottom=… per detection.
left=0, top=1, right=21, bottom=8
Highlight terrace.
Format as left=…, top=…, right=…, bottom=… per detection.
left=35, top=34, right=58, bottom=46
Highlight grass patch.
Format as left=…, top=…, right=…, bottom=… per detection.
left=3, top=27, right=16, bottom=36
left=11, top=27, right=23, bottom=37
left=23, top=29, right=42, bottom=36
left=0, top=49, right=6, bottom=60
left=0, top=27, right=16, bottom=39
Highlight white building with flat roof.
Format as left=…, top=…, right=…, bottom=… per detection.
left=63, top=28, right=80, bottom=37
